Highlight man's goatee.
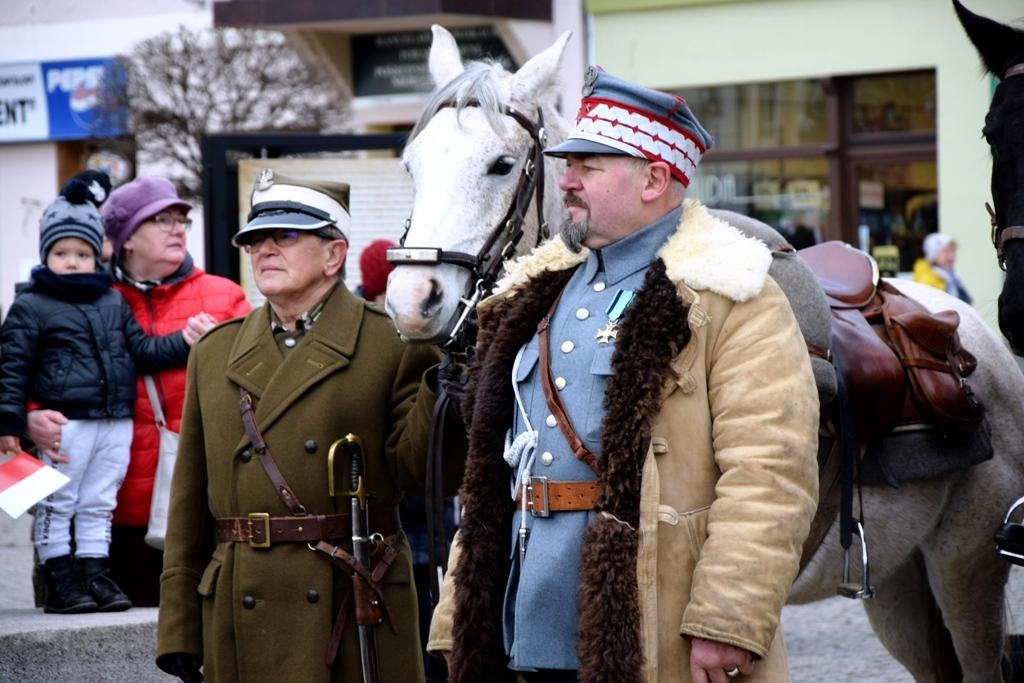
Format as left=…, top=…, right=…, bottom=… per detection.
left=560, top=218, right=588, bottom=253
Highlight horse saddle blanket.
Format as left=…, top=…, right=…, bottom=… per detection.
left=860, top=418, right=993, bottom=487
left=799, top=241, right=984, bottom=442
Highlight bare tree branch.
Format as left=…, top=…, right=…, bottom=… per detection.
left=99, top=26, right=347, bottom=199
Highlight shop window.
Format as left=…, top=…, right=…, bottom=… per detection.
left=856, top=159, right=938, bottom=272
left=680, top=70, right=936, bottom=270
left=851, top=72, right=936, bottom=135
left=691, top=157, right=829, bottom=250
left=684, top=80, right=827, bottom=150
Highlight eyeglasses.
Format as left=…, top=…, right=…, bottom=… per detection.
left=242, top=229, right=302, bottom=253
left=150, top=213, right=193, bottom=232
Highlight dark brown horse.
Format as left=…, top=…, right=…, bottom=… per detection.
left=955, top=0, right=1024, bottom=354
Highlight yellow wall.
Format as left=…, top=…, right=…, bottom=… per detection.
left=589, top=0, right=1021, bottom=327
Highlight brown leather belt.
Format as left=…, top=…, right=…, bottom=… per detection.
left=216, top=505, right=401, bottom=548
left=515, top=478, right=599, bottom=517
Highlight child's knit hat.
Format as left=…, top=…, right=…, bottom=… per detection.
left=39, top=179, right=105, bottom=263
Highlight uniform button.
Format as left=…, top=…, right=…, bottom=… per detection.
left=593, top=282, right=606, bottom=292
left=284, top=337, right=297, bottom=348
left=575, top=308, right=589, bottom=320
left=545, top=415, right=557, bottom=428
left=304, top=440, right=318, bottom=454
left=242, top=595, right=256, bottom=609
left=560, top=340, right=575, bottom=353
left=555, top=377, right=567, bottom=390
left=239, top=449, right=253, bottom=463
left=541, top=452, right=554, bottom=466
left=306, top=589, right=319, bottom=603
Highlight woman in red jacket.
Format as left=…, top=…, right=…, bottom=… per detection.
left=29, top=176, right=250, bottom=606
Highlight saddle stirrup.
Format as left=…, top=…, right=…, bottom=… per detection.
left=995, top=495, right=1024, bottom=566
left=837, top=519, right=875, bottom=600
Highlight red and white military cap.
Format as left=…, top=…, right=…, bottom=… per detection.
left=544, top=67, right=713, bottom=187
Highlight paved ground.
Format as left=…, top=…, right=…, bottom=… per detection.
left=2, top=509, right=1022, bottom=681
left=783, top=598, right=912, bottom=682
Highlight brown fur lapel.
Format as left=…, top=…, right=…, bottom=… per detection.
left=576, top=260, right=690, bottom=682
left=451, top=268, right=575, bottom=682
left=451, top=258, right=690, bottom=682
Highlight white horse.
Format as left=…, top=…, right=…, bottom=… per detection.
left=385, top=26, right=570, bottom=344
left=386, top=26, right=1024, bottom=683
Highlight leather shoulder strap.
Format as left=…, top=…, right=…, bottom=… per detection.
left=239, top=388, right=307, bottom=514
left=537, top=292, right=600, bottom=474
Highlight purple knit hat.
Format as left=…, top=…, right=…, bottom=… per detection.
left=101, top=177, right=192, bottom=257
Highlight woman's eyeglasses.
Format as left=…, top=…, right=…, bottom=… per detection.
left=151, top=213, right=193, bottom=232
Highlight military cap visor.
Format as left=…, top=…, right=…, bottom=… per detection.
left=544, top=136, right=643, bottom=158
left=233, top=181, right=351, bottom=247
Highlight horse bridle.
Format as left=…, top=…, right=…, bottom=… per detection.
left=988, top=62, right=1024, bottom=271
left=387, top=98, right=550, bottom=349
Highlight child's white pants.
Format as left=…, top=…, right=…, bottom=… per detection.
left=34, top=418, right=132, bottom=562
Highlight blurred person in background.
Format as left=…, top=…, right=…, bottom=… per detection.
left=913, top=232, right=972, bottom=304
left=358, top=238, right=396, bottom=304
left=26, top=176, right=250, bottom=606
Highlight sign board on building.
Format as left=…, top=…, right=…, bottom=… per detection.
left=0, top=58, right=125, bottom=143
left=352, top=26, right=516, bottom=98
left=872, top=244, right=900, bottom=277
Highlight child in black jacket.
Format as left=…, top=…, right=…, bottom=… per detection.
left=0, top=184, right=207, bottom=614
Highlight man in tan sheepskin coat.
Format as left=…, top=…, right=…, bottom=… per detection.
left=429, top=68, right=819, bottom=683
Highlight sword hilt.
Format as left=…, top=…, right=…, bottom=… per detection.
left=328, top=434, right=368, bottom=509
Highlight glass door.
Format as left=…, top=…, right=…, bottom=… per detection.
left=851, top=157, right=937, bottom=274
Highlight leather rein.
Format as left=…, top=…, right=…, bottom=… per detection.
left=387, top=98, right=551, bottom=350
left=988, top=62, right=1024, bottom=271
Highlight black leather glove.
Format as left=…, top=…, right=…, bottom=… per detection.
left=156, top=653, right=203, bottom=683
left=435, top=353, right=469, bottom=407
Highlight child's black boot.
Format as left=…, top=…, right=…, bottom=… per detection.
left=75, top=556, right=132, bottom=612
left=41, top=555, right=97, bottom=614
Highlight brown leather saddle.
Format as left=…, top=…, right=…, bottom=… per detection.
left=800, top=241, right=983, bottom=442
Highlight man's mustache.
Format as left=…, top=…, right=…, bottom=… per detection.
left=563, top=194, right=589, bottom=210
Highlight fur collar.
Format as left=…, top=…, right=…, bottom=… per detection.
left=490, top=199, right=772, bottom=304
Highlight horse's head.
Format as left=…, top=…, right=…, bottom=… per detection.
left=955, top=0, right=1024, bottom=352
left=385, top=25, right=571, bottom=345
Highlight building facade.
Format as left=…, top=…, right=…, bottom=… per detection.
left=587, top=0, right=1018, bottom=325
left=0, top=0, right=213, bottom=317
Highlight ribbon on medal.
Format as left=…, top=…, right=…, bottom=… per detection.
left=595, top=289, right=633, bottom=344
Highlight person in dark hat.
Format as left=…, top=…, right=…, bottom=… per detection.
left=428, top=69, right=818, bottom=682
left=0, top=189, right=203, bottom=615
left=155, top=170, right=466, bottom=682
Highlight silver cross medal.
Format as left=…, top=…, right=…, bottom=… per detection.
left=595, top=321, right=618, bottom=344
left=596, top=289, right=633, bottom=344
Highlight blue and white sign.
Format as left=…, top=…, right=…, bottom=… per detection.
left=0, top=58, right=125, bottom=143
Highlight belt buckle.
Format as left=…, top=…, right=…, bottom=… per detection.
left=526, top=476, right=550, bottom=517
left=248, top=512, right=271, bottom=548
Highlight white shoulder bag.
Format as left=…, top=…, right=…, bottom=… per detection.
left=144, top=375, right=180, bottom=550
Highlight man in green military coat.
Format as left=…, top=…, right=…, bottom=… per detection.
left=156, top=171, right=465, bottom=682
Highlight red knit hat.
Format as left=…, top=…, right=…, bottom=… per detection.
left=360, top=239, right=397, bottom=301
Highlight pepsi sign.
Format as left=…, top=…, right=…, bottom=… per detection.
left=0, top=57, right=125, bottom=143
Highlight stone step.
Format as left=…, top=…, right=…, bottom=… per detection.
left=0, top=514, right=170, bottom=681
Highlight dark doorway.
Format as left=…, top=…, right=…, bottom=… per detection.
left=201, top=132, right=405, bottom=281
